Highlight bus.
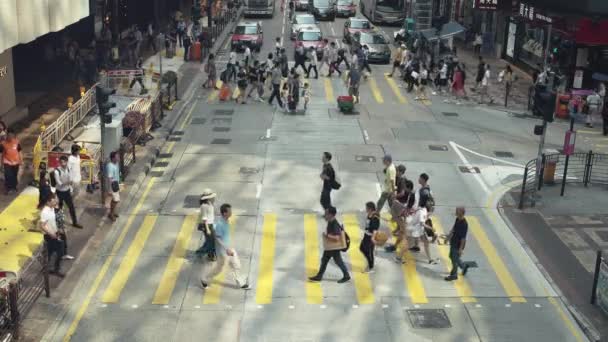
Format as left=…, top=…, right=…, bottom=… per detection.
left=360, top=0, right=406, bottom=25
left=244, top=0, right=276, bottom=17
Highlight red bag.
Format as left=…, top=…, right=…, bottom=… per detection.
left=219, top=84, right=231, bottom=101
left=337, top=95, right=354, bottom=103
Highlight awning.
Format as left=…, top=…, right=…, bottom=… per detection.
left=419, top=21, right=466, bottom=42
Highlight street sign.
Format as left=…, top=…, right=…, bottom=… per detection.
left=563, top=130, right=576, bottom=156
left=474, top=0, right=498, bottom=11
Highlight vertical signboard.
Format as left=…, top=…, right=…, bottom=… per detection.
left=474, top=0, right=498, bottom=10
left=506, top=22, right=516, bottom=57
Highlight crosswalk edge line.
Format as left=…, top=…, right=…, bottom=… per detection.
left=255, top=213, right=277, bottom=304
left=369, top=78, right=384, bottom=104
left=343, top=214, right=375, bottom=304
left=324, top=78, right=334, bottom=103
left=384, top=74, right=407, bottom=104
left=152, top=214, right=197, bottom=305
left=304, top=214, right=323, bottom=304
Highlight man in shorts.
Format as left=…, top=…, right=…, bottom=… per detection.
left=105, top=151, right=121, bottom=221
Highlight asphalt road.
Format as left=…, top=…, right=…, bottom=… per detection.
left=43, top=5, right=592, bottom=342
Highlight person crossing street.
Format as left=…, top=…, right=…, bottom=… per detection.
left=377, top=154, right=396, bottom=213
left=306, top=47, right=319, bottom=79
left=445, top=207, right=470, bottom=281
left=308, top=206, right=351, bottom=283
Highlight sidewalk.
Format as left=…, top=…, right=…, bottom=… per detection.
left=501, top=184, right=608, bottom=341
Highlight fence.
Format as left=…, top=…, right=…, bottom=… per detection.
left=519, top=151, right=608, bottom=209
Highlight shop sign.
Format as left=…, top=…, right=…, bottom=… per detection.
left=519, top=2, right=553, bottom=24
left=474, top=0, right=498, bottom=10
left=0, top=65, right=7, bottom=78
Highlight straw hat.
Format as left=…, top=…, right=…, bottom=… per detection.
left=200, top=189, right=217, bottom=201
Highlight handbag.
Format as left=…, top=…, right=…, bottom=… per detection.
left=111, top=180, right=120, bottom=192
left=341, top=226, right=350, bottom=252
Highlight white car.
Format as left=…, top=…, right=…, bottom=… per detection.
left=291, top=14, right=318, bottom=40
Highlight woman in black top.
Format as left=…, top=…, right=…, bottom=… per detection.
left=360, top=202, right=380, bottom=272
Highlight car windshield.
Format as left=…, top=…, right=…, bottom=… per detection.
left=351, top=20, right=371, bottom=29
left=296, top=16, right=315, bottom=25
left=337, top=0, right=352, bottom=4
left=376, top=0, right=404, bottom=12
left=315, top=0, right=330, bottom=7
left=359, top=33, right=386, bottom=44
left=235, top=25, right=258, bottom=35
left=298, top=31, right=322, bottom=41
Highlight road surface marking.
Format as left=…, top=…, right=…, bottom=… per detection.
left=468, top=216, right=525, bottom=302
left=167, top=100, right=197, bottom=152
left=324, top=78, right=335, bottom=103
left=577, top=130, right=601, bottom=135
left=266, top=128, right=271, bottom=138
left=432, top=217, right=476, bottom=303
left=383, top=74, right=407, bottom=104
left=304, top=214, right=323, bottom=304
left=101, top=214, right=159, bottom=303
left=152, top=214, right=197, bottom=304
left=449, top=141, right=490, bottom=194
left=207, top=88, right=219, bottom=103
left=363, top=129, right=369, bottom=141
left=255, top=213, right=277, bottom=304
left=548, top=297, right=586, bottom=342
left=369, top=78, right=384, bottom=103
left=255, top=184, right=262, bottom=199
left=450, top=142, right=525, bottom=168
left=343, top=214, right=375, bottom=304
left=203, top=217, right=237, bottom=304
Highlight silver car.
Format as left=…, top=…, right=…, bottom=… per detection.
left=351, top=31, right=391, bottom=64
left=291, top=14, right=318, bottom=40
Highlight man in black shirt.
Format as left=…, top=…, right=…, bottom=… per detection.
left=360, top=202, right=380, bottom=272
left=445, top=207, right=469, bottom=281
left=309, top=206, right=351, bottom=283
left=320, top=152, right=336, bottom=211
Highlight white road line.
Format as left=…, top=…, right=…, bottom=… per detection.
left=449, top=141, right=491, bottom=195
left=256, top=184, right=262, bottom=199
left=266, top=128, right=271, bottom=138
left=331, top=26, right=336, bottom=35
left=363, top=129, right=369, bottom=141
left=450, top=142, right=525, bottom=168
left=376, top=182, right=382, bottom=198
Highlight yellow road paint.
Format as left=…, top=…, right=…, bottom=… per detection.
left=422, top=99, right=432, bottom=106
left=255, top=214, right=278, bottom=304
left=324, top=78, right=335, bottom=103
left=343, top=214, right=375, bottom=304
left=578, top=130, right=601, bottom=135
left=387, top=218, right=427, bottom=303
left=369, top=78, right=384, bottom=104
left=548, top=297, right=586, bottom=342
left=304, top=214, right=323, bottom=304
left=468, top=216, right=525, bottom=302
left=203, top=218, right=237, bottom=304
left=0, top=193, right=42, bottom=273
left=384, top=74, right=407, bottom=104
left=152, top=214, right=197, bottom=304
left=101, top=214, right=159, bottom=303
left=207, top=89, right=219, bottom=103
left=432, top=217, right=476, bottom=303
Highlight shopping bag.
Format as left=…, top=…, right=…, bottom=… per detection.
left=232, top=87, right=241, bottom=99
left=219, top=84, right=231, bottom=101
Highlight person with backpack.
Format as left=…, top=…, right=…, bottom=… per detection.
left=320, top=152, right=339, bottom=211
left=360, top=202, right=380, bottom=273
left=309, top=206, right=351, bottom=283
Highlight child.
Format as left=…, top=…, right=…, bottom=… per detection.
left=280, top=82, right=290, bottom=111
left=302, top=82, right=311, bottom=110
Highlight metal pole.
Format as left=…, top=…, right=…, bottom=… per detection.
left=100, top=109, right=106, bottom=205
left=560, top=117, right=575, bottom=196
left=535, top=120, right=548, bottom=188
left=591, top=250, right=602, bottom=304
left=519, top=165, right=528, bottom=210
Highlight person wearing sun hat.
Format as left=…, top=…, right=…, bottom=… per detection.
left=195, top=189, right=217, bottom=260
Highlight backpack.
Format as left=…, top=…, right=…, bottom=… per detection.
left=339, top=223, right=350, bottom=252
left=420, top=186, right=435, bottom=212
left=49, top=169, right=60, bottom=188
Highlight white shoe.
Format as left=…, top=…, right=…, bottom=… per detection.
left=363, top=268, right=375, bottom=274
left=414, top=97, right=420, bottom=100
left=432, top=91, right=437, bottom=95
left=63, top=255, right=75, bottom=260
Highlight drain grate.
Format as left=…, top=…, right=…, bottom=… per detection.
left=168, top=137, right=182, bottom=142
left=407, top=309, right=451, bottom=329
left=183, top=195, right=201, bottom=208
left=154, top=161, right=169, bottom=167
left=171, top=130, right=185, bottom=136
left=459, top=166, right=481, bottom=174
left=214, top=109, right=234, bottom=116
left=211, top=138, right=232, bottom=145
left=239, top=167, right=260, bottom=174
left=442, top=112, right=459, bottom=117
left=149, top=171, right=164, bottom=177
left=191, top=118, right=207, bottom=125
left=355, top=155, right=376, bottom=162
left=213, top=127, right=231, bottom=132
left=158, top=153, right=173, bottom=159
left=494, top=151, right=514, bottom=158
left=212, top=118, right=232, bottom=125
left=429, top=145, right=449, bottom=151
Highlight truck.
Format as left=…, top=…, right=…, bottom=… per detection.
left=244, top=0, right=275, bottom=18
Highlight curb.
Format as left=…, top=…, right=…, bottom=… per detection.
left=497, top=187, right=601, bottom=342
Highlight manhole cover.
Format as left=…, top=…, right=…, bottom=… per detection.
left=442, top=112, right=459, bottom=117
left=355, top=155, right=376, bottom=162
left=158, top=153, right=173, bottom=159
left=183, top=195, right=201, bottom=208
left=211, top=138, right=232, bottom=145
left=407, top=309, right=451, bottom=329
left=459, top=166, right=481, bottom=174
left=191, top=118, right=207, bottom=125
left=239, top=167, right=260, bottom=174
left=494, top=151, right=514, bottom=158
left=213, top=127, right=231, bottom=132
left=154, top=161, right=169, bottom=167
left=212, top=118, right=232, bottom=124
left=168, top=137, right=182, bottom=142
left=429, top=145, right=448, bottom=151
left=214, top=109, right=234, bottom=116
left=149, top=171, right=164, bottom=177
left=259, top=136, right=278, bottom=141
left=172, top=130, right=185, bottom=136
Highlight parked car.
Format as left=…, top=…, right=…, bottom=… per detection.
left=294, top=26, right=327, bottom=55
left=343, top=17, right=373, bottom=44
left=336, top=0, right=356, bottom=17
left=291, top=14, right=318, bottom=40
left=295, top=0, right=310, bottom=10
left=351, top=31, right=391, bottom=64
left=309, top=0, right=336, bottom=21
left=231, top=21, right=263, bottom=52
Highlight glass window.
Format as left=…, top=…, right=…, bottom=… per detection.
left=359, top=33, right=387, bottom=44
left=376, top=0, right=404, bottom=11
left=298, top=31, right=322, bottom=41
left=315, top=0, right=330, bottom=6
left=351, top=20, right=371, bottom=29
left=296, top=16, right=316, bottom=24
left=235, top=25, right=258, bottom=35
left=337, top=0, right=352, bottom=5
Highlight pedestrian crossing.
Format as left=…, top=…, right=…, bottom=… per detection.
left=95, top=210, right=536, bottom=307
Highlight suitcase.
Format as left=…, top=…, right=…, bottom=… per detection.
left=337, top=95, right=355, bottom=114
left=219, top=84, right=231, bottom=101
left=190, top=41, right=202, bottom=61
left=288, top=98, right=297, bottom=111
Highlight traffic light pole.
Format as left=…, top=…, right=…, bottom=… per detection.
left=99, top=108, right=107, bottom=205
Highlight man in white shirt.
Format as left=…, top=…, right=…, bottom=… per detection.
left=243, top=46, right=252, bottom=68
left=377, top=155, right=396, bottom=213
left=39, top=194, right=65, bottom=276
left=227, top=49, right=238, bottom=82
left=67, top=144, right=82, bottom=197
left=479, top=64, right=494, bottom=104
left=54, top=155, right=83, bottom=228
left=586, top=90, right=602, bottom=128
left=306, top=47, right=319, bottom=79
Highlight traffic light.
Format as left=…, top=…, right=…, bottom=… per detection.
left=96, top=85, right=116, bottom=124
left=533, top=86, right=556, bottom=123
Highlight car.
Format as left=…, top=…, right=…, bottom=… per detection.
left=336, top=0, right=356, bottom=17
left=291, top=14, right=318, bottom=40
left=231, top=21, right=263, bottom=52
left=309, top=0, right=336, bottom=21
left=294, top=26, right=327, bottom=55
left=295, top=0, right=309, bottom=10
left=343, top=17, right=373, bottom=44
left=351, top=31, right=391, bottom=64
